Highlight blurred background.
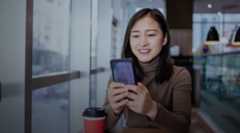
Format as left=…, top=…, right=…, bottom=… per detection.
left=0, top=0, right=240, bottom=133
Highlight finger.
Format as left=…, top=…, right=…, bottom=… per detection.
left=125, top=85, right=139, bottom=94
left=116, top=99, right=128, bottom=108
left=137, top=82, right=148, bottom=93
left=127, top=100, right=135, bottom=110
left=127, top=91, right=137, bottom=101
left=137, top=82, right=145, bottom=88
left=110, top=82, right=125, bottom=89
left=112, top=91, right=128, bottom=103
left=108, top=82, right=124, bottom=95
left=111, top=88, right=128, bottom=96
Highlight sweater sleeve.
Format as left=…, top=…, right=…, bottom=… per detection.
left=152, top=68, right=192, bottom=133
left=103, top=80, right=121, bottom=131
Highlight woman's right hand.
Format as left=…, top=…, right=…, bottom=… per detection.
left=108, top=82, right=128, bottom=115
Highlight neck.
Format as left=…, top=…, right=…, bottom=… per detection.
left=139, top=56, right=160, bottom=73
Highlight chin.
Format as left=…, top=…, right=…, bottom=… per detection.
left=138, top=57, right=152, bottom=63
left=138, top=54, right=159, bottom=63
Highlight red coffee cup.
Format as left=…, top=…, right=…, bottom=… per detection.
left=82, top=107, right=106, bottom=133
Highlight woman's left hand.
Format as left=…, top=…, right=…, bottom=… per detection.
left=126, top=82, right=158, bottom=120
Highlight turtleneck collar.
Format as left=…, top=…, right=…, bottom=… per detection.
left=137, top=56, right=160, bottom=86
left=138, top=55, right=160, bottom=74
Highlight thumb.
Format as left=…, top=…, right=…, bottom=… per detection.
left=137, top=82, right=144, bottom=87
left=137, top=82, right=146, bottom=90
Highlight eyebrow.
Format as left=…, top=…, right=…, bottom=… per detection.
left=131, top=29, right=159, bottom=33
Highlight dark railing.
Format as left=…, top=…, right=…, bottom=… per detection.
left=32, top=71, right=81, bottom=90
left=90, top=67, right=108, bottom=75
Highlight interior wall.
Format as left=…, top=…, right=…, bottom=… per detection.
left=96, top=0, right=126, bottom=107
left=170, top=29, right=193, bottom=55
left=112, top=0, right=125, bottom=58
left=70, top=0, right=91, bottom=132
left=96, top=0, right=112, bottom=106
left=0, top=0, right=26, bottom=133
left=167, top=0, right=193, bottom=55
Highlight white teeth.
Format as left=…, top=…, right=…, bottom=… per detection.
left=139, top=49, right=150, bottom=53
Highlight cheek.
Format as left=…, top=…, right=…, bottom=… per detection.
left=150, top=45, right=160, bottom=53
left=150, top=38, right=162, bottom=48
left=130, top=40, right=137, bottom=51
left=151, top=41, right=163, bottom=54
left=151, top=37, right=162, bottom=44
left=155, top=46, right=162, bottom=54
left=130, top=38, right=139, bottom=46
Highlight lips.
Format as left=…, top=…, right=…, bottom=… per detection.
left=138, top=49, right=151, bottom=54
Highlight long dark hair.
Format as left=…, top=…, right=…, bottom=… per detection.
left=121, top=8, right=173, bottom=84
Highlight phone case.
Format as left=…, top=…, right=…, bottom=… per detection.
left=110, top=59, right=136, bottom=85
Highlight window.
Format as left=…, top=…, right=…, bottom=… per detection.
left=25, top=0, right=80, bottom=133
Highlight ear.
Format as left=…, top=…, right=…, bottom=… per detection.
left=162, top=35, right=168, bottom=46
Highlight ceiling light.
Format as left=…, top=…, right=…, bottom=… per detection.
left=205, top=26, right=220, bottom=45
left=232, top=27, right=240, bottom=46
left=207, top=4, right=212, bottom=9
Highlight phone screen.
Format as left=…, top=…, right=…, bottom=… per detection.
left=110, top=59, right=136, bottom=85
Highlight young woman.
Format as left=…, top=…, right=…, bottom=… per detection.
left=104, top=8, right=192, bottom=133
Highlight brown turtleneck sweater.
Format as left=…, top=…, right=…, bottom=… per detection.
left=104, top=57, right=192, bottom=133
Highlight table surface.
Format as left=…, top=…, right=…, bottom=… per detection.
left=112, top=128, right=170, bottom=133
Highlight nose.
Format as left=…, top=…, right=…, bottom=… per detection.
left=140, top=35, right=148, bottom=46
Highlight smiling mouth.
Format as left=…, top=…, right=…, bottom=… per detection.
left=138, top=49, right=151, bottom=54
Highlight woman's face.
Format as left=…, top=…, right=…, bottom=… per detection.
left=130, top=15, right=167, bottom=63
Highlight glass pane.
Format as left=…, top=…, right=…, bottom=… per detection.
left=0, top=1, right=26, bottom=133
left=32, top=0, right=71, bottom=76
left=32, top=82, right=69, bottom=133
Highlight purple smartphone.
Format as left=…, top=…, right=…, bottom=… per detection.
left=110, top=59, right=136, bottom=85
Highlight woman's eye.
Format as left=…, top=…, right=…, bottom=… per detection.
left=132, top=35, right=140, bottom=38
left=148, top=34, right=156, bottom=37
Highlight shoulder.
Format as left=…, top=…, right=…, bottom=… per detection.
left=172, top=65, right=191, bottom=80
left=169, top=65, right=192, bottom=89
